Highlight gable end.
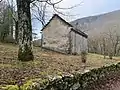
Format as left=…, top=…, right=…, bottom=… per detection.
left=41, top=14, right=73, bottom=31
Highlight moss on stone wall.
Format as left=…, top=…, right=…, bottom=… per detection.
left=35, top=62, right=120, bottom=90
left=2, top=62, right=120, bottom=90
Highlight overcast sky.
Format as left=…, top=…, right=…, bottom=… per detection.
left=7, top=0, right=120, bottom=38
left=59, top=0, right=120, bottom=19
left=32, top=0, right=120, bottom=38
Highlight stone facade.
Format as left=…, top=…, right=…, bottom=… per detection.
left=70, top=31, right=88, bottom=54
left=42, top=14, right=88, bottom=54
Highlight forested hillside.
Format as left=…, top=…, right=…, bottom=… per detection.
left=71, top=10, right=120, bottom=56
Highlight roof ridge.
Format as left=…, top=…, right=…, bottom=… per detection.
left=41, top=14, right=88, bottom=38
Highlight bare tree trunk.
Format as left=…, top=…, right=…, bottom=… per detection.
left=17, top=0, right=34, bottom=61
left=15, top=21, right=18, bottom=43
left=114, top=36, right=119, bottom=56
left=103, top=38, right=106, bottom=59
left=10, top=0, right=14, bottom=37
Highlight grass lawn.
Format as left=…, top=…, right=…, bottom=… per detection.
left=0, top=43, right=120, bottom=86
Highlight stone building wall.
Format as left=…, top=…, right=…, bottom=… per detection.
left=70, top=31, right=88, bottom=54
left=42, top=15, right=88, bottom=54
left=42, top=16, right=72, bottom=53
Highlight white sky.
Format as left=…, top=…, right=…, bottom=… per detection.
left=57, top=0, right=120, bottom=20
left=5, top=0, right=120, bottom=39
left=33, top=0, right=120, bottom=39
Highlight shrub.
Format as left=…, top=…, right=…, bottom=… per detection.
left=81, top=51, right=87, bottom=63
left=109, top=52, right=113, bottom=59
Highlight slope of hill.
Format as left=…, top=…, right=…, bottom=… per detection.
left=71, top=10, right=120, bottom=37
left=0, top=43, right=120, bottom=86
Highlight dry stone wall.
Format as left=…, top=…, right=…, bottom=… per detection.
left=31, top=62, right=120, bottom=90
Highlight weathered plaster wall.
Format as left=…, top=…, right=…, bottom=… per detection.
left=70, top=31, right=88, bottom=54
left=42, top=16, right=72, bottom=53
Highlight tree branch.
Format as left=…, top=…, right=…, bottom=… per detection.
left=48, top=0, right=63, bottom=5
left=54, top=1, right=83, bottom=10
left=31, top=2, right=47, bottom=26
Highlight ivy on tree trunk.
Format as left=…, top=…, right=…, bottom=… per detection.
left=17, top=0, right=34, bottom=61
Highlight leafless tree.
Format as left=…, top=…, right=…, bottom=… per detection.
left=6, top=0, right=19, bottom=43
left=31, top=0, right=83, bottom=27
left=16, top=0, right=82, bottom=61
left=88, top=28, right=120, bottom=59
left=0, top=1, right=14, bottom=41
left=31, top=2, right=47, bottom=27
